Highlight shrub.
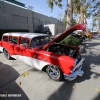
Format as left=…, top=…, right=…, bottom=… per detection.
left=60, top=36, right=80, bottom=46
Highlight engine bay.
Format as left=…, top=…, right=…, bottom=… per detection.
left=46, top=43, right=81, bottom=59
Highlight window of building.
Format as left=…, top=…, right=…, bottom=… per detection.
left=12, top=14, right=28, bottom=24
left=3, top=36, right=8, bottom=42
left=12, top=15, right=18, bottom=22
left=9, top=37, right=18, bottom=44
left=20, top=38, right=29, bottom=48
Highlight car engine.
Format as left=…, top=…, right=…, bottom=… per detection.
left=46, top=43, right=81, bottom=60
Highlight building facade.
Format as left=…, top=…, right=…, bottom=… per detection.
left=0, top=0, right=65, bottom=35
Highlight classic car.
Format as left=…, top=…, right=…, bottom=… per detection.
left=0, top=24, right=86, bottom=81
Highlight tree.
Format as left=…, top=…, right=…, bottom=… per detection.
left=46, top=0, right=100, bottom=29
left=62, top=13, right=76, bottom=26
left=28, top=6, right=34, bottom=10
left=57, top=11, right=63, bottom=21
left=46, top=0, right=73, bottom=29
left=73, top=0, right=89, bottom=24
left=62, top=13, right=66, bottom=26
left=73, top=0, right=100, bottom=24
left=92, top=18, right=97, bottom=32
left=93, top=17, right=100, bottom=32
left=66, top=0, right=73, bottom=28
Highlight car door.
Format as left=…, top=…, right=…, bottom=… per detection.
left=1, top=35, right=14, bottom=54
left=18, top=37, right=45, bottom=69
left=9, top=36, right=19, bottom=55
left=17, top=37, right=33, bottom=60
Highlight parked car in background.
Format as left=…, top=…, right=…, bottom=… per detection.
left=0, top=24, right=86, bottom=81
left=85, top=33, right=92, bottom=38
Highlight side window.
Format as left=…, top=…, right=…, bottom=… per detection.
left=30, top=38, right=40, bottom=48
left=20, top=38, right=29, bottom=48
left=9, top=37, right=18, bottom=44
left=3, top=36, right=8, bottom=42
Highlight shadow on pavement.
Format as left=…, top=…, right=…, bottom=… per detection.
left=0, top=62, right=29, bottom=100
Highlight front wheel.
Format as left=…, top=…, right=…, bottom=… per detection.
left=46, top=65, right=64, bottom=81
left=3, top=49, right=11, bottom=60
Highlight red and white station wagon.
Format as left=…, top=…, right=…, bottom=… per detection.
left=0, top=24, right=86, bottom=81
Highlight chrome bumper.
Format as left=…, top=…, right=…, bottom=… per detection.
left=64, top=57, right=85, bottom=81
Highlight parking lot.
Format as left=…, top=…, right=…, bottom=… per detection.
left=0, top=35, right=100, bottom=100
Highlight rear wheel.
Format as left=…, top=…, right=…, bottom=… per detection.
left=46, top=65, right=64, bottom=81
left=3, top=49, right=11, bottom=60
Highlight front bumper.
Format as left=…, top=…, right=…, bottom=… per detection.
left=64, top=57, right=85, bottom=81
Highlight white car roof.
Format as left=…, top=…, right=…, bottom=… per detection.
left=3, top=32, right=49, bottom=39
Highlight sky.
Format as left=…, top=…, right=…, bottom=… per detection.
left=18, top=0, right=95, bottom=31
left=19, top=0, right=66, bottom=19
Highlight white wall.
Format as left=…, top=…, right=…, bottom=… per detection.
left=43, top=24, right=55, bottom=35
left=43, top=24, right=65, bottom=35
left=55, top=24, right=66, bottom=35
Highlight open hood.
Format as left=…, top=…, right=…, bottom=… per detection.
left=43, top=24, right=86, bottom=50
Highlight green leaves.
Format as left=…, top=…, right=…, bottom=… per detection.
left=61, top=36, right=80, bottom=46
left=46, top=0, right=62, bottom=10
left=58, top=3, right=62, bottom=8
left=58, top=0, right=62, bottom=2
left=47, top=0, right=54, bottom=10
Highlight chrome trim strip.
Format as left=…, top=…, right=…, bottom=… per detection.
left=74, top=59, right=78, bottom=66
left=72, top=57, right=85, bottom=73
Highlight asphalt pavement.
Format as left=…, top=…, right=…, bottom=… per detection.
left=0, top=35, right=100, bottom=100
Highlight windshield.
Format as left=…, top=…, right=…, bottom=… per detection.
left=30, top=36, right=50, bottom=48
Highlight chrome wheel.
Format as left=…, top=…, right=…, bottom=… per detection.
left=46, top=65, right=63, bottom=81
left=4, top=49, right=11, bottom=60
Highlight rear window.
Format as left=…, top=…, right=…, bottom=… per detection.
left=3, top=36, right=8, bottom=42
